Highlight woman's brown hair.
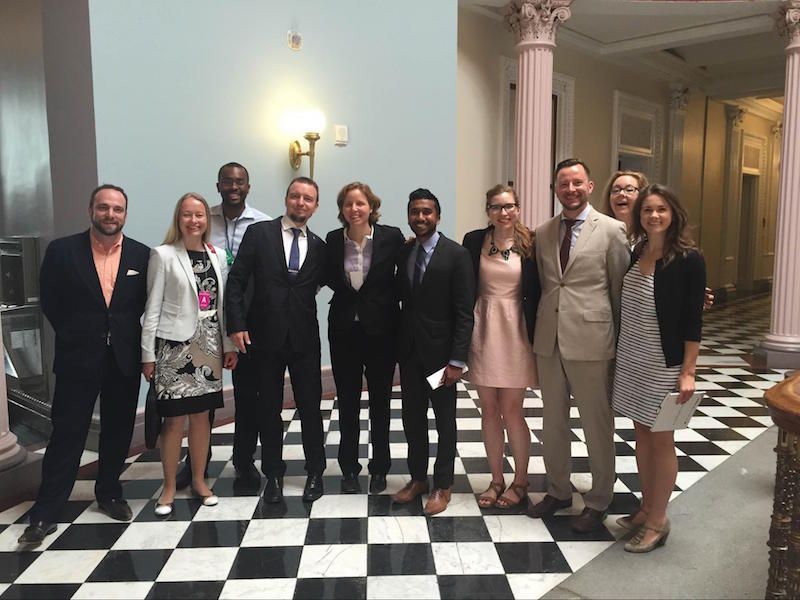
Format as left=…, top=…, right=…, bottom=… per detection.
left=336, top=182, right=381, bottom=227
left=631, top=183, right=697, bottom=265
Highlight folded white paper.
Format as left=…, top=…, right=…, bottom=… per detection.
left=650, top=391, right=705, bottom=432
left=426, top=365, right=469, bottom=390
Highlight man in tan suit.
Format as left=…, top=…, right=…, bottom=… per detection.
left=528, top=158, right=630, bottom=532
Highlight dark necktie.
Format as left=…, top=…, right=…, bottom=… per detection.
left=288, top=227, right=301, bottom=282
left=413, top=244, right=426, bottom=291
left=560, top=219, right=576, bottom=273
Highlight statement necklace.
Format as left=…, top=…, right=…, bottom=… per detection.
left=488, top=231, right=514, bottom=261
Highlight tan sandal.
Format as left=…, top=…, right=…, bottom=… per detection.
left=496, top=482, right=529, bottom=509
left=478, top=481, right=506, bottom=507
left=624, top=519, right=671, bottom=553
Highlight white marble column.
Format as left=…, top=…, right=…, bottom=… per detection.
left=757, top=1, right=800, bottom=368
left=0, top=319, right=26, bottom=471
left=505, top=0, right=572, bottom=229
left=666, top=85, right=689, bottom=195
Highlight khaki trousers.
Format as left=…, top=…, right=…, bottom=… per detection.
left=537, top=349, right=616, bottom=511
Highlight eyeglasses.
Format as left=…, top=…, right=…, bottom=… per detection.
left=610, top=185, right=639, bottom=196
left=487, top=203, right=519, bottom=214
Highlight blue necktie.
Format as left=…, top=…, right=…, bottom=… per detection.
left=288, top=228, right=301, bottom=282
left=413, top=243, right=426, bottom=291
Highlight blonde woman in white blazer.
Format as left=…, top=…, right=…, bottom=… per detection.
left=142, top=192, right=237, bottom=516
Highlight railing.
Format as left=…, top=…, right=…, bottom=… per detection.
left=765, top=371, right=800, bottom=599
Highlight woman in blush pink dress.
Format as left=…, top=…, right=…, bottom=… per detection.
left=462, top=185, right=540, bottom=510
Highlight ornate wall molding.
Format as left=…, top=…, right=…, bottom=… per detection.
left=773, top=121, right=784, bottom=139
left=505, top=0, right=572, bottom=44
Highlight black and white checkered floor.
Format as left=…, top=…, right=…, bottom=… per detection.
left=0, top=294, right=785, bottom=599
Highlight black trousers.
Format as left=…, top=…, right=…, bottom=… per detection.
left=329, top=322, right=395, bottom=476
left=399, top=354, right=457, bottom=489
left=231, top=351, right=260, bottom=470
left=30, top=347, right=140, bottom=523
left=254, top=340, right=325, bottom=477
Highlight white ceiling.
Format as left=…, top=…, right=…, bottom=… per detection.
left=461, top=0, right=787, bottom=107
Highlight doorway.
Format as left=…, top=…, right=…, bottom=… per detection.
left=737, top=173, right=759, bottom=293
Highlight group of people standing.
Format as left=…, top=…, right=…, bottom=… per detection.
left=20, top=158, right=705, bottom=556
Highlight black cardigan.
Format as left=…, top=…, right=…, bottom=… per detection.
left=461, top=227, right=540, bottom=344
left=629, top=247, right=706, bottom=367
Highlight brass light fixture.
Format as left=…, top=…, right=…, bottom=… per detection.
left=289, top=131, right=320, bottom=180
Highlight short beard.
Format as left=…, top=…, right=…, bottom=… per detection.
left=91, top=219, right=123, bottom=237
left=287, top=212, right=308, bottom=225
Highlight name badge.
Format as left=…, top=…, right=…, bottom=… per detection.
left=198, top=291, right=211, bottom=310
left=225, top=249, right=234, bottom=266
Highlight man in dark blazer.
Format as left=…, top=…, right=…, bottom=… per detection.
left=19, top=184, right=150, bottom=545
left=226, top=176, right=327, bottom=503
left=392, top=188, right=475, bottom=516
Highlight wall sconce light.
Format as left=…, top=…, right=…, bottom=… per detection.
left=289, top=132, right=320, bottom=180
left=282, top=109, right=325, bottom=180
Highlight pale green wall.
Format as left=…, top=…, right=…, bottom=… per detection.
left=88, top=0, right=458, bottom=365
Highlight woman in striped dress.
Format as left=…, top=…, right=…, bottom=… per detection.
left=611, top=184, right=705, bottom=553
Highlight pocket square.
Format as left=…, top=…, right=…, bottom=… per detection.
left=126, top=269, right=140, bottom=276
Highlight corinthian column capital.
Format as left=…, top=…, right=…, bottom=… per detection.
left=669, top=86, right=690, bottom=112
left=505, top=0, right=572, bottom=45
left=778, top=0, right=800, bottom=47
left=725, top=105, right=746, bottom=129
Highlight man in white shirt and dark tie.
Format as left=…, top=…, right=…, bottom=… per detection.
left=226, top=177, right=327, bottom=503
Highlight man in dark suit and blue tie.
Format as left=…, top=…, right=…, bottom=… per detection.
left=392, top=188, right=475, bottom=515
left=226, top=177, right=327, bottom=503
left=19, top=184, right=150, bottom=545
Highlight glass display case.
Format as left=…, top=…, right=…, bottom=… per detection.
left=0, top=237, right=50, bottom=421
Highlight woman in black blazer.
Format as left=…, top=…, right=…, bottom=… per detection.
left=325, top=182, right=405, bottom=495
left=611, top=183, right=705, bottom=553
left=462, top=184, right=541, bottom=510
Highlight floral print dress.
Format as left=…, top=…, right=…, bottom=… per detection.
left=154, top=250, right=224, bottom=417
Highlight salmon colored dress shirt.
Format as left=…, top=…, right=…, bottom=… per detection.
left=90, top=231, right=123, bottom=307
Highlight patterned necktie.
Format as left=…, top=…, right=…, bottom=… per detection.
left=560, top=219, right=576, bottom=273
left=413, top=244, right=426, bottom=291
left=288, top=228, right=301, bottom=282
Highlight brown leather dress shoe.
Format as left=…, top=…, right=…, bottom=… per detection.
left=392, top=480, right=429, bottom=504
left=424, top=488, right=451, bottom=515
left=527, top=494, right=572, bottom=519
left=572, top=507, right=608, bottom=533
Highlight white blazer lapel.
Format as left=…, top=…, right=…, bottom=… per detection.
left=175, top=241, right=196, bottom=290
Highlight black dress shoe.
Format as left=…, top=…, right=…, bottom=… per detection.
left=97, top=498, right=133, bottom=521
left=262, top=476, right=284, bottom=504
left=572, top=507, right=607, bottom=533
left=235, top=464, right=262, bottom=488
left=369, top=474, right=387, bottom=494
left=527, top=494, right=572, bottom=519
left=302, top=473, right=324, bottom=502
left=341, top=473, right=361, bottom=494
left=18, top=521, right=56, bottom=545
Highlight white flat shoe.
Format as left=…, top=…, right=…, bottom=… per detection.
left=192, top=486, right=218, bottom=507
left=154, top=502, right=174, bottom=516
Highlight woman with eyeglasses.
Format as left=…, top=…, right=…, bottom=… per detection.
left=601, top=171, right=649, bottom=238
left=603, top=171, right=714, bottom=307
left=462, top=184, right=540, bottom=510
